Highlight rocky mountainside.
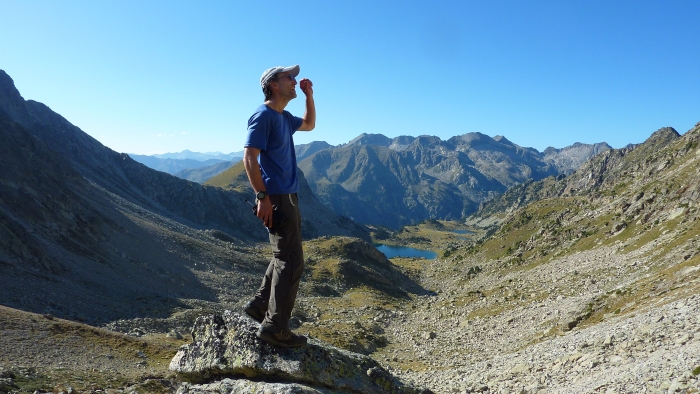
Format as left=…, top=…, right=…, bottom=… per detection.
left=157, top=117, right=700, bottom=394
left=0, top=70, right=267, bottom=241
left=468, top=126, right=685, bottom=228
left=298, top=132, right=610, bottom=228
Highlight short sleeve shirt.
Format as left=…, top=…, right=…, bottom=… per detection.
left=244, top=104, right=303, bottom=195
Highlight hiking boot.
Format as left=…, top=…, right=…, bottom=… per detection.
left=243, top=300, right=266, bottom=323
left=256, top=326, right=307, bottom=348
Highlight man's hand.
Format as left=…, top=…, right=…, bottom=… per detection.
left=298, top=78, right=315, bottom=131
left=299, top=78, right=313, bottom=96
left=257, top=197, right=274, bottom=228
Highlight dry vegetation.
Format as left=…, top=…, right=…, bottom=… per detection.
left=0, top=306, right=188, bottom=393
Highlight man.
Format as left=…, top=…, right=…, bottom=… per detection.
left=242, top=64, right=315, bottom=348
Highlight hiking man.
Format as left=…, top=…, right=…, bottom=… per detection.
left=242, top=65, right=315, bottom=347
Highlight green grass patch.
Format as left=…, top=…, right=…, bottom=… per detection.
left=693, top=366, right=700, bottom=376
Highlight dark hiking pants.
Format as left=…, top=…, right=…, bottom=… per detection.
left=252, top=193, right=304, bottom=334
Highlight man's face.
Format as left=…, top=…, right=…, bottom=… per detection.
left=272, top=73, right=297, bottom=100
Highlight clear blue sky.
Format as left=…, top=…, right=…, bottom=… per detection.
left=1, top=1, right=698, bottom=155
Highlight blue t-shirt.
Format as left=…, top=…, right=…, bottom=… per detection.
left=244, top=104, right=303, bottom=195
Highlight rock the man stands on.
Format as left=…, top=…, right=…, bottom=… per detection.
left=242, top=64, right=316, bottom=348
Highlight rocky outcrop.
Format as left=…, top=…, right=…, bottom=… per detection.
left=170, top=311, right=430, bottom=394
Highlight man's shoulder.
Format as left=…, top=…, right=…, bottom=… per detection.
left=249, top=105, right=277, bottom=125
left=251, top=104, right=273, bottom=116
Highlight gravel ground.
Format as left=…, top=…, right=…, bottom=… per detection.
left=375, top=242, right=700, bottom=394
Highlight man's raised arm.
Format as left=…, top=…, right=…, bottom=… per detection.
left=298, top=78, right=315, bottom=131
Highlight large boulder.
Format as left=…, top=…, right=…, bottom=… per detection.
left=176, top=378, right=341, bottom=393
left=170, top=311, right=429, bottom=394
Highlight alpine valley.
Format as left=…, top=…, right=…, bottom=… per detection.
left=1, top=68, right=699, bottom=393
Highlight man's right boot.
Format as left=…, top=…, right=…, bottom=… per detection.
left=256, top=326, right=307, bottom=348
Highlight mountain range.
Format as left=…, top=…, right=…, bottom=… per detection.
left=128, top=153, right=237, bottom=175
left=151, top=150, right=243, bottom=161
left=296, top=133, right=610, bottom=228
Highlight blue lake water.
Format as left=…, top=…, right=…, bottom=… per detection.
left=375, top=244, right=437, bottom=259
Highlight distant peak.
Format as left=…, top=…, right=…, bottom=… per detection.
left=651, top=126, right=679, bottom=138
left=645, top=127, right=680, bottom=147
left=414, top=135, right=443, bottom=145
left=348, top=133, right=391, bottom=147
left=448, top=132, right=492, bottom=144
left=391, top=135, right=416, bottom=144
left=0, top=69, right=29, bottom=122
left=0, top=69, right=17, bottom=93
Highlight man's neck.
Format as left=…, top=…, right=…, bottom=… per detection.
left=264, top=98, right=290, bottom=113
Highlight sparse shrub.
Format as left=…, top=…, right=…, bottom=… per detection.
left=442, top=243, right=459, bottom=258
left=467, top=266, right=482, bottom=276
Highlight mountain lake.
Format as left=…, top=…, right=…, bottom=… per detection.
left=375, top=244, right=437, bottom=259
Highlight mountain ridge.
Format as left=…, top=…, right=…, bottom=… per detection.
left=128, top=154, right=233, bottom=175
left=150, top=149, right=243, bottom=161
left=298, top=132, right=611, bottom=228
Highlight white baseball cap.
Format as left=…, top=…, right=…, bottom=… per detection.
left=260, top=65, right=300, bottom=88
